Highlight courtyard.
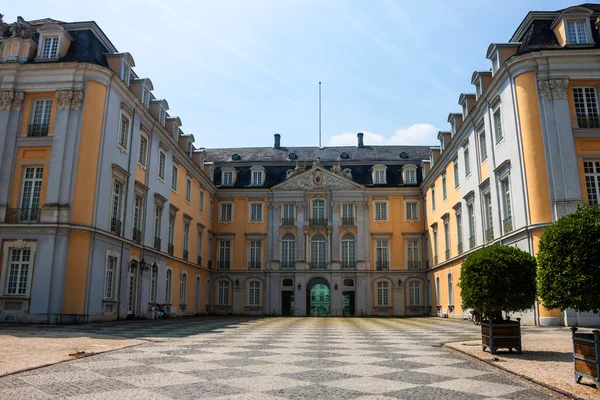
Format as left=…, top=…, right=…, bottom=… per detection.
left=0, top=317, right=570, bottom=399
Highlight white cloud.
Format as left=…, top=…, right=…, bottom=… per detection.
left=329, top=124, right=439, bottom=146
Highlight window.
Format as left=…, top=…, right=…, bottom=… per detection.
left=475, top=82, right=482, bottom=97
left=491, top=54, right=500, bottom=74
left=222, top=171, right=233, bottom=185
left=218, top=240, right=231, bottom=269
left=183, top=222, right=190, bottom=255
left=185, top=177, right=192, bottom=203
left=479, top=129, right=487, bottom=161
left=405, top=201, right=418, bottom=221
left=456, top=210, right=463, bottom=250
left=341, top=233, right=356, bottom=268
left=431, top=187, right=436, bottom=210
left=376, top=281, right=389, bottom=306
left=197, top=231, right=203, bottom=260
left=5, top=248, right=32, bottom=296
left=374, top=202, right=388, bottom=221
left=573, top=87, right=599, bottom=128
left=220, top=203, right=233, bottom=222
left=153, top=205, right=162, bottom=242
left=436, top=276, right=441, bottom=306
left=403, top=166, right=417, bottom=184
left=19, top=167, right=43, bottom=221
left=158, top=107, right=166, bottom=126
left=31, top=100, right=52, bottom=134
left=210, top=199, right=214, bottom=219
left=501, top=177, right=512, bottom=228
left=150, top=266, right=158, bottom=302
left=120, top=64, right=130, bottom=85
left=312, top=199, right=325, bottom=220
left=373, top=168, right=386, bottom=184
left=468, top=203, right=476, bottom=247
left=566, top=20, right=587, bottom=44
left=138, top=136, right=148, bottom=166
left=217, top=280, right=229, bottom=305
left=133, top=195, right=143, bottom=233
left=584, top=161, right=600, bottom=205
left=483, top=193, right=493, bottom=241
left=464, top=147, right=471, bottom=176
left=310, top=234, right=327, bottom=269
left=252, top=171, right=263, bottom=185
left=250, top=203, right=263, bottom=222
left=453, top=160, right=459, bottom=188
left=171, top=165, right=178, bottom=191
left=494, top=109, right=503, bottom=142
left=158, top=151, right=166, bottom=180
left=407, top=239, right=421, bottom=269
left=249, top=240, right=261, bottom=269
left=342, top=203, right=354, bottom=225
left=408, top=281, right=422, bottom=306
left=281, top=233, right=296, bottom=269
left=432, top=228, right=438, bottom=264
left=376, top=240, right=389, bottom=269
left=142, top=87, right=149, bottom=107
left=248, top=281, right=260, bottom=306
left=199, top=190, right=205, bottom=212
left=41, top=36, right=59, bottom=58
left=180, top=272, right=187, bottom=304
left=444, top=218, right=450, bottom=259
left=168, top=215, right=175, bottom=248
left=282, top=204, right=295, bottom=225
left=110, top=180, right=122, bottom=224
left=442, top=174, right=447, bottom=200
left=448, top=273, right=454, bottom=306
left=118, top=114, right=129, bottom=150
left=165, top=269, right=172, bottom=303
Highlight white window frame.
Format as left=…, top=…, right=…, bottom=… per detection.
left=30, top=99, right=53, bottom=129
left=40, top=35, right=60, bottom=59
left=311, top=198, right=326, bottom=220
left=2, top=241, right=37, bottom=297
left=408, top=280, right=422, bottom=307
left=110, top=177, right=124, bottom=225
left=171, top=163, right=179, bottom=192
left=138, top=134, right=148, bottom=167
left=483, top=191, right=493, bottom=234
left=217, top=280, right=230, bottom=306
left=218, top=240, right=232, bottom=269
left=494, top=107, right=503, bottom=143
left=441, top=173, right=447, bottom=200
left=250, top=166, right=265, bottom=186
left=479, top=127, right=488, bottom=162
left=373, top=201, right=389, bottom=222
left=199, top=189, right=205, bottom=212
left=185, top=176, right=192, bottom=203
left=435, top=275, right=441, bottom=306
left=566, top=19, right=589, bottom=44
left=281, top=232, right=296, bottom=268
left=453, top=159, right=460, bottom=188
left=165, top=268, right=173, bottom=304
left=464, top=146, right=471, bottom=176
left=221, top=168, right=235, bottom=186
left=183, top=221, right=190, bottom=254
left=219, top=202, right=233, bottom=223
left=402, top=165, right=417, bottom=184
left=180, top=271, right=188, bottom=305
left=431, top=187, right=436, bottom=210
left=158, top=107, right=166, bottom=126
left=282, top=203, right=295, bottom=224
left=500, top=175, right=512, bottom=222
left=584, top=160, right=600, bottom=205
left=443, top=217, right=451, bottom=257
left=153, top=205, right=162, bottom=242
left=406, top=238, right=421, bottom=269
left=375, top=239, right=390, bottom=269
left=117, top=110, right=130, bottom=152
left=133, top=195, right=143, bottom=233
left=404, top=200, right=419, bottom=221
left=150, top=265, right=158, bottom=302
left=341, top=232, right=356, bottom=268
left=19, top=166, right=44, bottom=221
left=376, top=280, right=390, bottom=307
left=158, top=149, right=166, bottom=181
left=248, top=240, right=262, bottom=269
left=249, top=202, right=264, bottom=223
left=103, top=250, right=119, bottom=301
left=247, top=280, right=261, bottom=307
left=310, top=233, right=328, bottom=268
left=141, top=87, right=150, bottom=108
left=573, top=87, right=599, bottom=127
left=448, top=272, right=454, bottom=306
left=372, top=164, right=387, bottom=184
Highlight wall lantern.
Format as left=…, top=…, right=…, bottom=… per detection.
left=235, top=279, right=240, bottom=288
left=129, top=258, right=157, bottom=273
left=334, top=283, right=339, bottom=291
left=297, top=283, right=302, bottom=291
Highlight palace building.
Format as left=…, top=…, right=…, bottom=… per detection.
left=1, top=4, right=600, bottom=325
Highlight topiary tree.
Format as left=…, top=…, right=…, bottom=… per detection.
left=537, top=205, right=600, bottom=315
left=459, top=245, right=537, bottom=321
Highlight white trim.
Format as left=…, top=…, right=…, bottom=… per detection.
left=250, top=166, right=266, bottom=186
left=185, top=176, right=193, bottom=204
left=180, top=271, right=188, bottom=305
left=246, top=279, right=262, bottom=307
left=138, top=131, right=149, bottom=168
left=372, top=164, right=387, bottom=184
left=310, top=197, right=327, bottom=220
left=373, top=200, right=389, bottom=222
left=1, top=240, right=36, bottom=297
left=116, top=110, right=131, bottom=154
left=248, top=201, right=264, bottom=223
left=158, top=149, right=167, bottom=182
left=219, top=201, right=234, bottom=223
left=404, top=200, right=420, bottom=221
left=103, top=249, right=120, bottom=301
left=402, top=164, right=417, bottom=184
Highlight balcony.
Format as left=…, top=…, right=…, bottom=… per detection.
left=341, top=217, right=355, bottom=226
left=485, top=228, right=494, bottom=243
left=503, top=217, right=513, bottom=234
left=197, top=256, right=202, bottom=266
left=281, top=218, right=295, bottom=226
left=281, top=261, right=295, bottom=270
left=310, top=262, right=327, bottom=270
left=309, top=218, right=327, bottom=227
left=376, top=261, right=389, bottom=270
left=445, top=249, right=450, bottom=260
left=407, top=260, right=421, bottom=270
left=110, top=218, right=122, bottom=236
left=248, top=261, right=261, bottom=270
left=217, top=260, right=230, bottom=270
left=168, top=243, right=174, bottom=256
left=27, top=123, right=50, bottom=137
left=5, top=208, right=40, bottom=223
left=576, top=113, right=600, bottom=129
left=469, top=236, right=475, bottom=249
left=457, top=242, right=463, bottom=255
left=341, top=262, right=356, bottom=269
left=183, top=249, right=188, bottom=261
left=132, top=228, right=142, bottom=244
left=153, top=236, right=161, bottom=250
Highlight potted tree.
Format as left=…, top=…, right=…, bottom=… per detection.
left=459, top=245, right=537, bottom=354
left=537, top=205, right=600, bottom=389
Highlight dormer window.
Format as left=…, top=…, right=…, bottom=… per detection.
left=36, top=24, right=72, bottom=61
left=41, top=36, right=59, bottom=59
left=159, top=108, right=166, bottom=126
left=491, top=54, right=500, bottom=74
left=372, top=165, right=387, bottom=184
left=403, top=165, right=417, bottom=184
left=566, top=20, right=587, bottom=44
left=120, top=64, right=130, bottom=86
left=187, top=141, right=193, bottom=157
left=475, top=82, right=482, bottom=97
left=221, top=169, right=235, bottom=186
left=141, top=87, right=149, bottom=108
left=250, top=166, right=265, bottom=186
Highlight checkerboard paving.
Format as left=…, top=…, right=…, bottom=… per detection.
left=0, top=317, right=565, bottom=399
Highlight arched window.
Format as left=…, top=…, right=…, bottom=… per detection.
left=409, top=280, right=422, bottom=306
left=448, top=272, right=454, bottom=306
left=165, top=269, right=172, bottom=303
left=248, top=281, right=261, bottom=306
left=341, top=233, right=356, bottom=269
left=376, top=281, right=390, bottom=306
left=311, top=234, right=327, bottom=269
left=311, top=199, right=325, bottom=223
left=281, top=233, right=296, bottom=269
left=180, top=272, right=187, bottom=304
left=217, top=280, right=229, bottom=306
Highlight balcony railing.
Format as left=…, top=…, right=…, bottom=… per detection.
left=5, top=208, right=40, bottom=223
left=27, top=123, right=50, bottom=137
left=110, top=218, right=122, bottom=236
left=341, top=262, right=356, bottom=269
left=132, top=228, right=142, bottom=244
left=281, top=261, right=296, bottom=270
left=168, top=243, right=174, bottom=256
left=309, top=218, right=327, bottom=226
left=469, top=236, right=475, bottom=249
left=445, top=249, right=450, bottom=260
left=197, top=256, right=202, bottom=266
left=310, top=262, right=327, bottom=270
left=153, top=236, right=161, bottom=250
left=376, top=261, right=389, bottom=270
left=341, top=217, right=355, bottom=226
left=407, top=260, right=422, bottom=270
left=503, top=216, right=513, bottom=234
left=576, top=113, right=600, bottom=129
left=281, top=218, right=295, bottom=226
left=457, top=242, right=463, bottom=255
left=183, top=249, right=188, bottom=261
left=248, top=261, right=261, bottom=270
left=485, top=228, right=494, bottom=243
left=217, top=260, right=230, bottom=270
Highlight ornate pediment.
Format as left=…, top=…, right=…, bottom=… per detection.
left=273, top=167, right=364, bottom=191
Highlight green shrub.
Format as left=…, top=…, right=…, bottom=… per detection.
left=537, top=205, right=600, bottom=313
left=459, top=245, right=537, bottom=319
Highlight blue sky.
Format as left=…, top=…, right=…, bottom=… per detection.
left=3, top=0, right=580, bottom=148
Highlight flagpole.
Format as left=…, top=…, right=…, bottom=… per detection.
left=319, top=81, right=322, bottom=148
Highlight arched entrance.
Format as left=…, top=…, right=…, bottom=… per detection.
left=306, top=277, right=330, bottom=316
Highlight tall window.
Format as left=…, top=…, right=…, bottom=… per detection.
left=456, top=210, right=463, bottom=251
left=220, top=203, right=233, bottom=221
left=150, top=266, right=158, bottom=302
left=283, top=204, right=295, bottom=225
left=252, top=171, right=263, bottom=185
left=483, top=193, right=493, bottom=241
left=168, top=216, right=175, bottom=247
left=312, top=199, right=325, bottom=220
left=341, top=233, right=356, bottom=268
left=217, top=280, right=229, bottom=305
left=142, top=87, right=149, bottom=107
left=248, top=281, right=260, bottom=306
left=185, top=177, right=192, bottom=202
left=468, top=203, right=476, bottom=248
left=376, top=281, right=389, bottom=306
left=310, top=234, right=327, bottom=269
left=250, top=203, right=263, bottom=222
left=110, top=180, right=122, bottom=229
left=464, top=147, right=471, bottom=176
left=453, top=160, right=459, bottom=188
left=494, top=109, right=503, bottom=142
left=408, top=281, right=422, bottom=306
left=219, top=240, right=231, bottom=269
left=501, top=177, right=512, bottom=232
left=566, top=20, right=587, bottom=44
left=183, top=222, right=190, bottom=256
left=407, top=239, right=421, bottom=269
left=573, top=87, right=599, bottom=128
left=118, top=115, right=129, bottom=149
left=41, top=36, right=59, bottom=58
left=584, top=161, right=600, bottom=205
left=165, top=269, right=172, bottom=303
left=158, top=107, right=166, bottom=125
left=153, top=206, right=162, bottom=241
left=133, top=195, right=143, bottom=234
left=431, top=187, right=436, bottom=210
left=6, top=248, right=32, bottom=296
left=31, top=100, right=52, bottom=134
left=342, top=203, right=354, bottom=224
left=436, top=276, right=441, bottom=306
left=441, top=174, right=447, bottom=200
left=171, top=165, right=178, bottom=191
left=249, top=240, right=261, bottom=269
left=443, top=218, right=450, bottom=259
left=448, top=273, right=454, bottom=306
left=120, top=64, right=130, bottom=85
left=375, top=202, right=387, bottom=221
left=102, top=256, right=116, bottom=300
left=222, top=171, right=233, bottom=185
left=158, top=151, right=166, bottom=180
left=281, top=233, right=296, bottom=269
left=199, top=190, right=204, bottom=212
left=197, top=231, right=203, bottom=261
left=432, top=229, right=438, bottom=263
left=20, top=167, right=43, bottom=221
left=180, top=272, right=187, bottom=304
left=138, top=136, right=148, bottom=166
left=405, top=202, right=418, bottom=221
left=376, top=240, right=389, bottom=269
left=479, top=129, right=487, bottom=161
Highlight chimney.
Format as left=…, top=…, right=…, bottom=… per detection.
left=274, top=133, right=281, bottom=149
left=357, top=132, right=364, bottom=148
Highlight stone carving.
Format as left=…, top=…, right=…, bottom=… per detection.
left=70, top=90, right=84, bottom=110
left=312, top=157, right=324, bottom=169
left=0, top=91, right=14, bottom=110
left=268, top=202, right=281, bottom=211
left=56, top=90, right=84, bottom=110
left=538, top=78, right=569, bottom=100
left=283, top=170, right=359, bottom=191
left=12, top=92, right=24, bottom=110
left=295, top=201, right=305, bottom=211
left=332, top=201, right=341, bottom=211
left=287, top=161, right=305, bottom=179
left=356, top=201, right=369, bottom=210
left=1, top=16, right=34, bottom=39
left=330, top=163, right=343, bottom=175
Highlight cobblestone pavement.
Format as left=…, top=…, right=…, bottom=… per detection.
left=0, top=317, right=566, bottom=399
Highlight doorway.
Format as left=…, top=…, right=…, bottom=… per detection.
left=282, top=290, right=294, bottom=316
left=306, top=277, right=330, bottom=316
left=342, top=291, right=355, bottom=316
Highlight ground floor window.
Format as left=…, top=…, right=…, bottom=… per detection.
left=408, top=280, right=422, bottom=306
left=217, top=280, right=230, bottom=306
left=248, top=281, right=260, bottom=306
left=377, top=281, right=390, bottom=306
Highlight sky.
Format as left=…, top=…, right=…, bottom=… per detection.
left=2, top=0, right=581, bottom=149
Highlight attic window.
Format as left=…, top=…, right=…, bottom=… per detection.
left=566, top=20, right=587, bottom=44
left=399, top=152, right=409, bottom=159
left=340, top=152, right=349, bottom=159
left=232, top=154, right=241, bottom=161
left=288, top=153, right=297, bottom=160
left=41, top=37, right=59, bottom=59
left=372, top=164, right=387, bottom=184
left=120, top=64, right=130, bottom=85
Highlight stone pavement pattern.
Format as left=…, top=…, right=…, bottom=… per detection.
left=0, top=317, right=566, bottom=399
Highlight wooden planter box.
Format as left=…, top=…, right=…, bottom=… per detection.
left=481, top=318, right=522, bottom=354
left=572, top=328, right=600, bottom=389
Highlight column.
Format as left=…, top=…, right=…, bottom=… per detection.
left=356, top=201, right=369, bottom=270
left=296, top=201, right=305, bottom=265
left=331, top=201, right=340, bottom=264
left=0, top=91, right=24, bottom=221
left=271, top=202, right=281, bottom=269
